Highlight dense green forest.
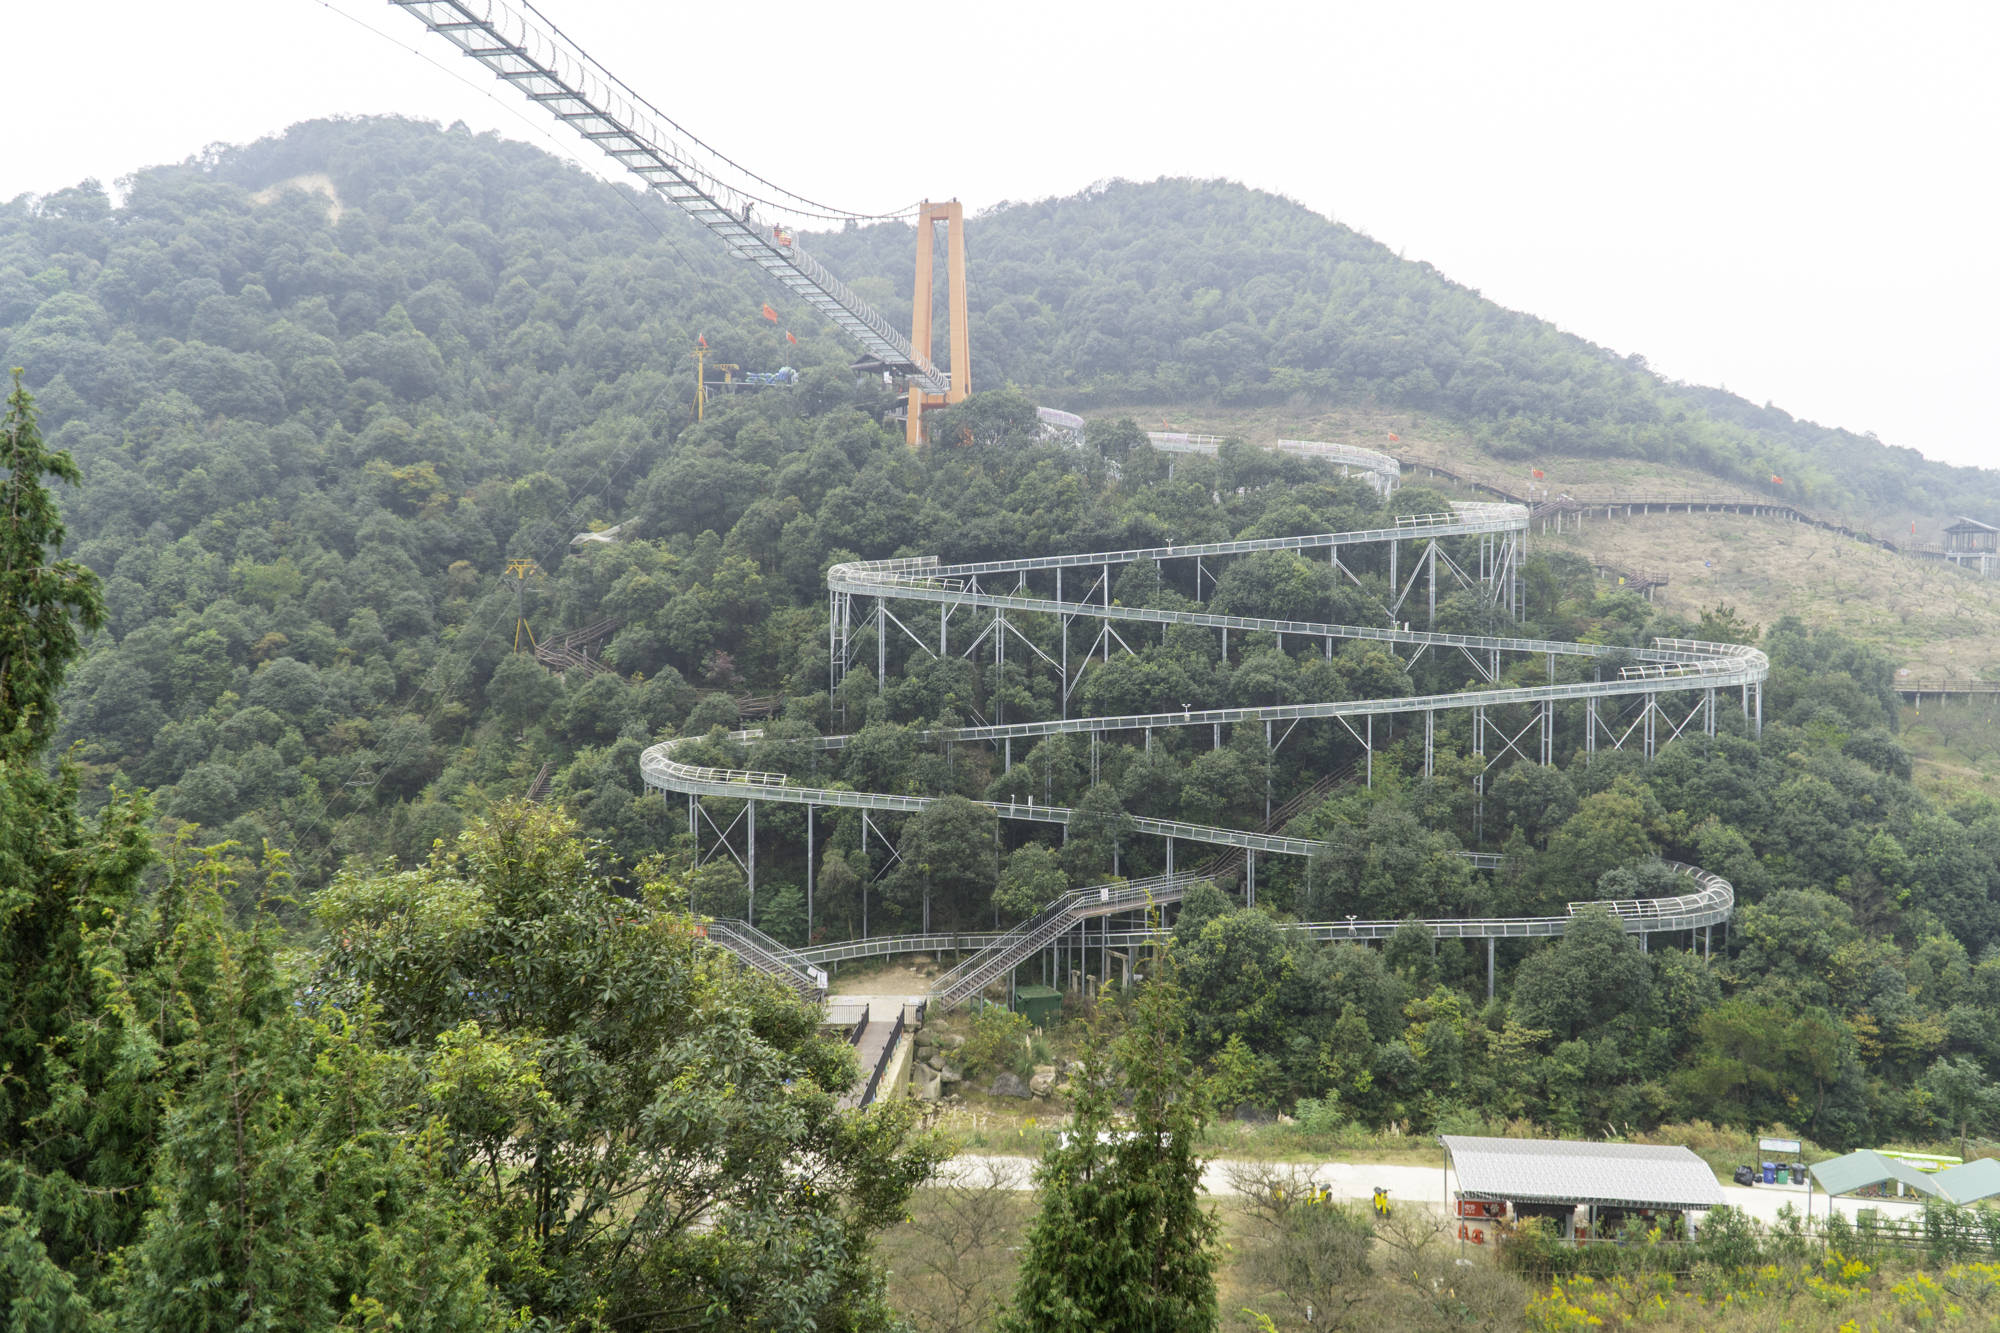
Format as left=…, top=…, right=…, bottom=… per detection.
left=13, top=111, right=2000, bottom=1326
left=0, top=371, right=942, bottom=1326
left=5, top=117, right=2000, bottom=1153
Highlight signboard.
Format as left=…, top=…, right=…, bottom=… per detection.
left=1758, top=1137, right=1803, bottom=1155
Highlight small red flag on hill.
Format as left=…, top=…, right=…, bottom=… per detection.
left=786, top=330, right=798, bottom=345
left=1771, top=474, right=1783, bottom=485
left=1387, top=431, right=1401, bottom=442
left=697, top=333, right=707, bottom=348
left=761, top=303, right=778, bottom=323
left=1532, top=468, right=1545, bottom=480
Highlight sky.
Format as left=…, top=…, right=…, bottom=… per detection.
left=7, top=0, right=1996, bottom=470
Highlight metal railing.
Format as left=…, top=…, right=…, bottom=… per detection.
left=829, top=502, right=1527, bottom=584
left=1896, top=679, right=2000, bottom=695
left=651, top=507, right=1757, bottom=1006
left=705, top=859, right=1731, bottom=999
left=704, top=919, right=826, bottom=997
left=1144, top=432, right=1401, bottom=491
left=851, top=1005, right=906, bottom=1108
left=929, top=872, right=1198, bottom=1008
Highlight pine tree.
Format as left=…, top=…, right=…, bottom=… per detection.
left=112, top=844, right=509, bottom=1331
left=1005, top=949, right=1220, bottom=1332
left=0, top=368, right=102, bottom=746
left=0, top=373, right=159, bottom=1310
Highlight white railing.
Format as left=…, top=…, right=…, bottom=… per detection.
left=651, top=509, right=1759, bottom=1003
left=1142, top=432, right=1400, bottom=491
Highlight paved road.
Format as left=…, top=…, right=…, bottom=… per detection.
left=941, top=1154, right=1928, bottom=1229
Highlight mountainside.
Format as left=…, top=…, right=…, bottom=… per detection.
left=2, top=114, right=1994, bottom=893
left=26, top=115, right=2000, bottom=1326
left=0, top=116, right=848, bottom=882
left=808, top=178, right=1999, bottom=521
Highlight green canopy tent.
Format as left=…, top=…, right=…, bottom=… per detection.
left=1808, top=1149, right=1953, bottom=1219
left=1933, top=1158, right=2000, bottom=1205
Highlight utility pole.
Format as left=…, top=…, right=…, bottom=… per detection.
left=693, top=338, right=707, bottom=421
left=505, top=558, right=542, bottom=653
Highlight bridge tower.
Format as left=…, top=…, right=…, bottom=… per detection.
left=905, top=200, right=971, bottom=446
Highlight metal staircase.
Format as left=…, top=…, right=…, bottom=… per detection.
left=928, top=871, right=1200, bottom=1009
left=533, top=616, right=621, bottom=676
left=703, top=919, right=827, bottom=999
left=927, top=763, right=1365, bottom=1009
left=1188, top=762, right=1358, bottom=883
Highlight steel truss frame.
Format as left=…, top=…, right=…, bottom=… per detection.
left=648, top=503, right=1763, bottom=1004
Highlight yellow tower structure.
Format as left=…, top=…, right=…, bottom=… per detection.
left=505, top=558, right=542, bottom=653
left=906, top=200, right=971, bottom=446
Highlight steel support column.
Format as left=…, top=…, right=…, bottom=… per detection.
left=1428, top=540, right=1437, bottom=627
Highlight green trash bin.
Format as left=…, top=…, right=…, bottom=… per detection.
left=1776, top=1164, right=1789, bottom=1185
left=1011, top=985, right=1062, bottom=1028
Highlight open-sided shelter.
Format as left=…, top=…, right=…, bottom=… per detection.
left=1810, top=1151, right=2000, bottom=1209
left=1809, top=1150, right=1951, bottom=1208
left=1441, top=1136, right=1725, bottom=1243
left=1934, top=1158, right=2000, bottom=1204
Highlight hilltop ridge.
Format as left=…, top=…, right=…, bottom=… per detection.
left=806, top=177, right=1999, bottom=523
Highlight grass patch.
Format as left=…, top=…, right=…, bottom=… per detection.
left=1539, top=512, right=2000, bottom=676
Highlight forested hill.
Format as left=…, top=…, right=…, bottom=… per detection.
left=809, top=178, right=1997, bottom=519
left=0, top=115, right=882, bottom=880
left=0, top=112, right=1988, bottom=892
left=16, top=112, right=2000, bottom=1164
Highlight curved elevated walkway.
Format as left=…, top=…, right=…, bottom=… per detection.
left=700, top=857, right=1732, bottom=1008
left=643, top=496, right=1758, bottom=1009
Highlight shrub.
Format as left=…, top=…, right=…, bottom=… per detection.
left=960, top=1005, right=1032, bottom=1080
left=1290, top=1096, right=1345, bottom=1135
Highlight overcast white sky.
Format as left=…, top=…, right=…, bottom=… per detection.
left=7, top=1, right=1995, bottom=470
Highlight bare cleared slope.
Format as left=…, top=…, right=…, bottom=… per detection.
left=1543, top=513, right=2000, bottom=679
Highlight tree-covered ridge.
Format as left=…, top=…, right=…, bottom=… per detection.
left=12, top=113, right=2000, bottom=1164
left=3, top=373, right=940, bottom=1328
left=806, top=177, right=1999, bottom=518
left=0, top=116, right=866, bottom=880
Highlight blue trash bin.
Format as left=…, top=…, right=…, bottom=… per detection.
left=1761, top=1162, right=1776, bottom=1184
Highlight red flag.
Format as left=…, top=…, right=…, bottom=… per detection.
left=697, top=333, right=708, bottom=349
left=1532, top=468, right=1545, bottom=480
left=1387, top=431, right=1401, bottom=442
left=1770, top=474, right=1783, bottom=485
left=785, top=330, right=798, bottom=345
left=761, top=303, right=778, bottom=323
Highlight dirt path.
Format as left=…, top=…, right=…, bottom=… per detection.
left=829, top=962, right=934, bottom=996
